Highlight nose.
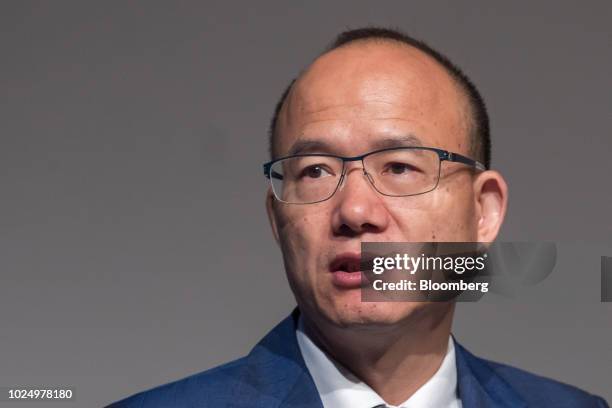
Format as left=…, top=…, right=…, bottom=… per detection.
left=331, top=166, right=390, bottom=237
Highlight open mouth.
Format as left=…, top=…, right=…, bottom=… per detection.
left=329, top=252, right=379, bottom=272
left=329, top=254, right=362, bottom=273
left=328, top=253, right=379, bottom=289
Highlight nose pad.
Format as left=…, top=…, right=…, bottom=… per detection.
left=337, top=166, right=376, bottom=192
left=363, top=169, right=376, bottom=187
left=337, top=174, right=346, bottom=191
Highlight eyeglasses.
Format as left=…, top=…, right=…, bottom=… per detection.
left=263, top=147, right=486, bottom=204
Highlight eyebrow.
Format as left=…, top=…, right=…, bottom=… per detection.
left=287, top=134, right=423, bottom=156
left=287, top=139, right=332, bottom=156
left=371, top=135, right=423, bottom=149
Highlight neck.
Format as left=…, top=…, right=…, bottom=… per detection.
left=301, top=303, right=455, bottom=406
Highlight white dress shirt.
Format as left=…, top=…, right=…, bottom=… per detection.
left=296, top=317, right=462, bottom=408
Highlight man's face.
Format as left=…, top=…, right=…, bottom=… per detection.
left=267, top=42, right=488, bottom=328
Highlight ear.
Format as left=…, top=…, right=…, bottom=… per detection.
left=266, top=187, right=281, bottom=245
left=473, top=170, right=508, bottom=242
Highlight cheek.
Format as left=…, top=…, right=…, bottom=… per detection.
left=277, top=210, right=325, bottom=247
left=384, top=184, right=477, bottom=241
left=430, top=184, right=477, bottom=240
left=274, top=206, right=331, bottom=275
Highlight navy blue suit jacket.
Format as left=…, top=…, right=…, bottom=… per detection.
left=108, top=309, right=608, bottom=407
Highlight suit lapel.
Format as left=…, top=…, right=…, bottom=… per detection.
left=231, top=308, right=323, bottom=408
left=454, top=339, right=527, bottom=408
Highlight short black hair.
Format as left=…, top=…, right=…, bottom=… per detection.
left=268, top=27, right=491, bottom=169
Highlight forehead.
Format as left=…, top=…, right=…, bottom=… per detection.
left=276, top=41, right=470, bottom=155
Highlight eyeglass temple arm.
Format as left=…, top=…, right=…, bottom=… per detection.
left=445, top=152, right=487, bottom=171
left=263, top=163, right=284, bottom=180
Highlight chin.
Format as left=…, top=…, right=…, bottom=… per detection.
left=321, top=291, right=427, bottom=329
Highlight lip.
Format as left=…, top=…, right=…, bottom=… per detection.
left=329, top=252, right=374, bottom=289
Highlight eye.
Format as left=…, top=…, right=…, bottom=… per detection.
left=301, top=165, right=332, bottom=179
left=387, top=162, right=415, bottom=175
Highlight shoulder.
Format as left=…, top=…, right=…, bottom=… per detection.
left=475, top=352, right=608, bottom=407
left=106, top=356, right=249, bottom=408
left=106, top=311, right=304, bottom=408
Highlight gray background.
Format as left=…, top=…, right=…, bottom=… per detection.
left=1, top=1, right=610, bottom=406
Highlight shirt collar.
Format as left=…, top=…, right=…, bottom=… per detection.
left=296, top=316, right=461, bottom=408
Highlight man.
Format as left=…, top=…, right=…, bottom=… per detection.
left=109, top=28, right=608, bottom=407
